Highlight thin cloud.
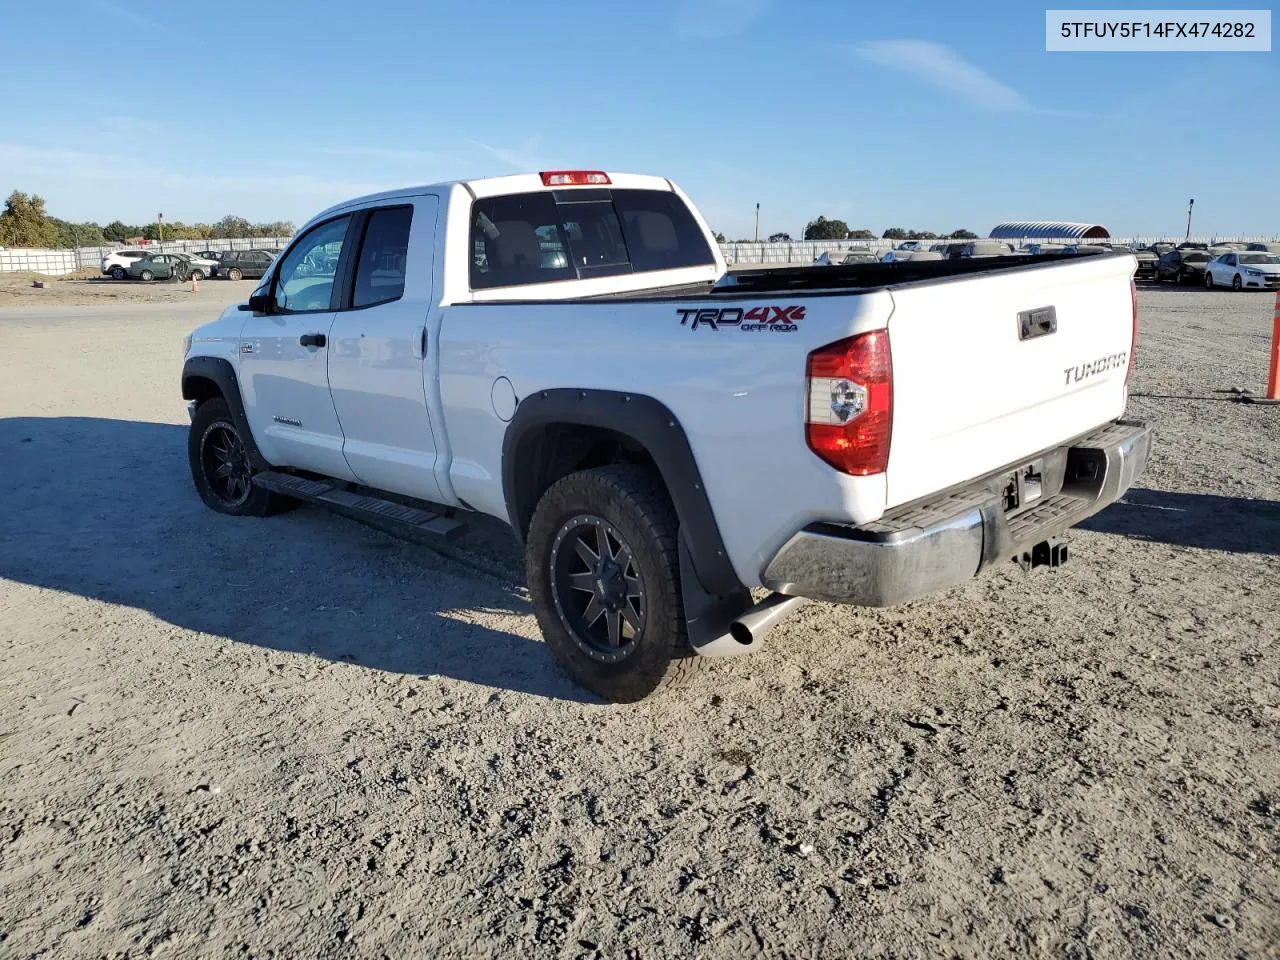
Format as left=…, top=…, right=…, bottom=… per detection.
left=674, top=0, right=769, bottom=39
left=466, top=138, right=557, bottom=173
left=854, top=40, right=1031, bottom=112
left=0, top=142, right=388, bottom=204
left=316, top=145, right=456, bottom=165
left=101, top=116, right=161, bottom=136
left=92, top=0, right=181, bottom=37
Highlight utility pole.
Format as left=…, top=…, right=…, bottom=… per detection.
left=754, top=203, right=760, bottom=243
left=1185, top=199, right=1194, bottom=241
left=158, top=212, right=164, bottom=245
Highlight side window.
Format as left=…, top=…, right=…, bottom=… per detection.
left=611, top=189, right=715, bottom=272
left=273, top=216, right=350, bottom=314
left=353, top=206, right=413, bottom=308
left=470, top=193, right=573, bottom=290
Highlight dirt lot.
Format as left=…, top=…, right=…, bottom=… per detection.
left=1, top=287, right=1277, bottom=958
left=0, top=273, right=258, bottom=309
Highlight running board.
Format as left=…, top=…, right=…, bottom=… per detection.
left=253, top=471, right=467, bottom=544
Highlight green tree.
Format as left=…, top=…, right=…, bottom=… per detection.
left=882, top=227, right=908, bottom=240
left=211, top=215, right=253, bottom=239
left=0, top=191, right=60, bottom=248
left=252, top=220, right=295, bottom=238
left=847, top=229, right=875, bottom=240
left=52, top=218, right=106, bottom=248
left=946, top=228, right=978, bottom=240
left=803, top=216, right=850, bottom=241
left=102, top=220, right=138, bottom=242
left=767, top=231, right=792, bottom=242
left=914, top=230, right=938, bottom=240
left=713, top=231, right=727, bottom=243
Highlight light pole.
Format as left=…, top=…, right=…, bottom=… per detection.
left=157, top=212, right=164, bottom=245
left=754, top=203, right=760, bottom=243
left=1185, top=199, right=1194, bottom=241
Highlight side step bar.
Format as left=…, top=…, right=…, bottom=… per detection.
left=253, top=471, right=467, bottom=544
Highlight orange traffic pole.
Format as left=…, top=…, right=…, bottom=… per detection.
left=1269, top=290, right=1280, bottom=400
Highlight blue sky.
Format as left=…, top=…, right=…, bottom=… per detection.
left=0, top=0, right=1276, bottom=237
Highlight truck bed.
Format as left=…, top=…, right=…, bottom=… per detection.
left=570, top=252, right=1126, bottom=302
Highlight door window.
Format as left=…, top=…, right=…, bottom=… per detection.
left=352, top=206, right=413, bottom=308
left=273, top=217, right=350, bottom=313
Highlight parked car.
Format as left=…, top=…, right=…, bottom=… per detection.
left=1021, top=243, right=1066, bottom=255
left=214, top=249, right=275, bottom=280
left=1131, top=248, right=1158, bottom=281
left=1176, top=241, right=1209, bottom=251
left=838, top=249, right=877, bottom=265
left=1245, top=242, right=1280, bottom=253
left=1210, top=241, right=1248, bottom=251
left=894, top=240, right=924, bottom=252
left=101, top=249, right=150, bottom=280
left=174, top=252, right=218, bottom=280
left=126, top=253, right=189, bottom=282
left=882, top=250, right=942, bottom=263
left=961, top=241, right=1016, bottom=258
left=1204, top=251, right=1280, bottom=291
left=1155, top=249, right=1212, bottom=284
left=1144, top=242, right=1176, bottom=258
left=194, top=250, right=223, bottom=262
left=180, top=168, right=1148, bottom=700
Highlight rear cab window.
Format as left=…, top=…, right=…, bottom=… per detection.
left=470, top=187, right=714, bottom=290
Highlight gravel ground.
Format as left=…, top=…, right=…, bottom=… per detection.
left=0, top=274, right=258, bottom=309
left=0, top=286, right=1277, bottom=958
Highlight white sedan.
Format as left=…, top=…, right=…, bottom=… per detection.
left=1205, top=251, right=1280, bottom=291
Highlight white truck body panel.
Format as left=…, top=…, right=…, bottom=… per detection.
left=186, top=170, right=1138, bottom=593
left=884, top=253, right=1134, bottom=507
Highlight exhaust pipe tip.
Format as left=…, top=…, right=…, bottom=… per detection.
left=728, top=620, right=755, bottom=647
left=692, top=593, right=810, bottom=658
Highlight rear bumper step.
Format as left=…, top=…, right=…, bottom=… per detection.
left=761, top=419, right=1151, bottom=606
left=252, top=471, right=467, bottom=544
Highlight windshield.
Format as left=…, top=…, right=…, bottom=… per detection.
left=1240, top=253, right=1280, bottom=265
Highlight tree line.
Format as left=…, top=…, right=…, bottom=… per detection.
left=713, top=219, right=980, bottom=243
left=0, top=191, right=295, bottom=249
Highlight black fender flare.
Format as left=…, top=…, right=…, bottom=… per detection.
left=181, top=356, right=270, bottom=472
left=501, top=388, right=742, bottom=597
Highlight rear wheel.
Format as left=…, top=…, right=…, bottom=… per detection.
left=1232, top=274, right=1243, bottom=292
left=109, top=266, right=126, bottom=280
left=189, top=268, right=205, bottom=282
left=226, top=267, right=243, bottom=281
left=139, top=269, right=154, bottom=282
left=188, top=398, right=288, bottom=517
left=525, top=464, right=702, bottom=702
left=1205, top=271, right=1214, bottom=289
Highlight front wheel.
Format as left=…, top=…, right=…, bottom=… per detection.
left=1232, top=274, right=1243, bottom=292
left=110, top=266, right=126, bottom=280
left=525, top=465, right=702, bottom=702
left=189, top=269, right=205, bottom=282
left=188, top=398, right=288, bottom=517
left=1205, top=271, right=1214, bottom=290
left=226, top=267, right=243, bottom=281
left=139, top=269, right=154, bottom=282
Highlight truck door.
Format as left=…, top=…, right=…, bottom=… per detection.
left=326, top=198, right=444, bottom=503
left=237, top=214, right=358, bottom=481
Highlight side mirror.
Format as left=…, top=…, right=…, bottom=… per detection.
left=247, top=293, right=270, bottom=314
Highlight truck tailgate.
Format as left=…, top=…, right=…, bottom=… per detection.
left=884, top=253, right=1135, bottom=508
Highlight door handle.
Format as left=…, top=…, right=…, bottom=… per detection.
left=299, top=333, right=327, bottom=348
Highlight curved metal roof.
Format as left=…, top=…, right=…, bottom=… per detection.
left=989, top=221, right=1110, bottom=240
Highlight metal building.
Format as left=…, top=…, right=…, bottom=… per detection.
left=988, top=221, right=1110, bottom=240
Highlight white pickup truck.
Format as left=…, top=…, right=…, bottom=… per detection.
left=181, top=170, right=1150, bottom=701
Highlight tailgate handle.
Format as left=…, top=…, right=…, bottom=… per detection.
left=1018, top=306, right=1057, bottom=341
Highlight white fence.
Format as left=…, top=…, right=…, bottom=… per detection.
left=720, top=236, right=1280, bottom=265
left=0, top=237, right=293, bottom=276
left=4, top=234, right=1278, bottom=276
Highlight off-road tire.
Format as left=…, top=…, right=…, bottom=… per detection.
left=526, top=464, right=703, bottom=702
left=188, top=398, right=289, bottom=517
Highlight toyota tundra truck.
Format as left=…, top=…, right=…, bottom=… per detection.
left=181, top=170, right=1150, bottom=701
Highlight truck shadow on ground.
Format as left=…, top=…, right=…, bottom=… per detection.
left=0, top=416, right=596, bottom=703
left=1080, top=487, right=1280, bottom=556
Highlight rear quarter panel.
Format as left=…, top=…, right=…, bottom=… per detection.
left=437, top=293, right=893, bottom=587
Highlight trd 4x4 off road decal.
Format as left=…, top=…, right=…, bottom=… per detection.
left=676, top=305, right=804, bottom=332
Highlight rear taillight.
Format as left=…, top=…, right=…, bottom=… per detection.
left=805, top=330, right=893, bottom=476
left=540, top=170, right=611, bottom=186
left=1128, top=277, right=1138, bottom=382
